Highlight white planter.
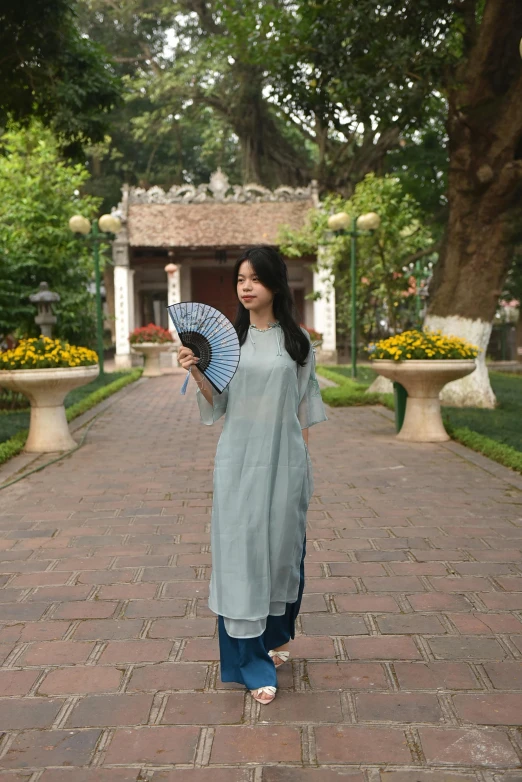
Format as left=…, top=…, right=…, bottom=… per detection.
left=0, top=365, right=100, bottom=452
left=131, top=342, right=173, bottom=377
left=372, top=359, right=476, bottom=442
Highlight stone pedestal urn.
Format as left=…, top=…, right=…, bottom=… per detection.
left=131, top=343, right=172, bottom=377
left=0, top=365, right=99, bottom=452
left=372, top=359, right=476, bottom=442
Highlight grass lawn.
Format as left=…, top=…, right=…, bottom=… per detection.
left=321, top=364, right=377, bottom=385
left=443, top=372, right=522, bottom=453
left=0, top=372, right=129, bottom=446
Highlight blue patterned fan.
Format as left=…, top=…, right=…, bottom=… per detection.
left=167, top=302, right=240, bottom=395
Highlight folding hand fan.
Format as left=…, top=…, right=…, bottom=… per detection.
left=167, top=302, right=240, bottom=395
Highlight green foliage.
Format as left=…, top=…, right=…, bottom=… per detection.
left=385, top=98, right=448, bottom=229
left=280, top=174, right=437, bottom=346
left=0, top=430, right=29, bottom=468
left=0, top=369, right=142, bottom=462
left=77, top=0, right=246, bottom=209
left=76, top=0, right=456, bottom=206
left=0, top=123, right=101, bottom=344
left=0, top=0, right=121, bottom=153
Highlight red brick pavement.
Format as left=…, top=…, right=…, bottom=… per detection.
left=0, top=373, right=521, bottom=779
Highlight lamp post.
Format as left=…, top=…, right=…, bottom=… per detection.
left=68, top=213, right=122, bottom=378
left=327, top=211, right=381, bottom=379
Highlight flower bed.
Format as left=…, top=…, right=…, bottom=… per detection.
left=368, top=330, right=479, bottom=361
left=0, top=338, right=98, bottom=370
left=129, top=324, right=174, bottom=345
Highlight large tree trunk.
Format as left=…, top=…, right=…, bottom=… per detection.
left=425, top=213, right=512, bottom=407
left=426, top=0, right=522, bottom=407
left=228, top=68, right=311, bottom=187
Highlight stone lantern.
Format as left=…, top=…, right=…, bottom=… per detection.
left=29, top=282, right=60, bottom=338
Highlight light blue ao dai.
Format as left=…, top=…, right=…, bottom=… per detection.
left=196, top=323, right=328, bottom=638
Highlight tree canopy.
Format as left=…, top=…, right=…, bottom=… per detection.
left=77, top=0, right=452, bottom=212
left=0, top=0, right=121, bottom=154
left=280, top=174, right=437, bottom=348
left=0, top=123, right=101, bottom=345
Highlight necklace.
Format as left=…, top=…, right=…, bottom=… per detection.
left=249, top=321, right=279, bottom=332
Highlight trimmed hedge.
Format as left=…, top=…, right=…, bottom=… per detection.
left=0, top=369, right=143, bottom=467
left=0, top=430, right=28, bottom=467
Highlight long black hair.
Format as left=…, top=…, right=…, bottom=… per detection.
left=233, top=245, right=310, bottom=367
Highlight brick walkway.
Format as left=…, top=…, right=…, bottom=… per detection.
left=0, top=373, right=521, bottom=781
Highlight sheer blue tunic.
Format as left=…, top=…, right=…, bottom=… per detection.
left=196, top=323, right=327, bottom=638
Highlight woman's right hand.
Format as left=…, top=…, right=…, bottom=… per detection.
left=178, top=346, right=200, bottom=371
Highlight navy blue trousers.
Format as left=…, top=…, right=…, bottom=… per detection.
left=218, top=538, right=306, bottom=690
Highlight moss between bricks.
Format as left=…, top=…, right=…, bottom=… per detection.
left=316, top=365, right=522, bottom=476
left=0, top=369, right=143, bottom=466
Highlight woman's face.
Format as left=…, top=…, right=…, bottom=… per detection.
left=237, top=260, right=274, bottom=312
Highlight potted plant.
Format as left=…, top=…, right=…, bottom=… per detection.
left=0, top=337, right=99, bottom=452
left=129, top=323, right=174, bottom=377
left=369, top=330, right=479, bottom=442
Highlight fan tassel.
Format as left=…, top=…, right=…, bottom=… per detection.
left=180, top=369, right=191, bottom=395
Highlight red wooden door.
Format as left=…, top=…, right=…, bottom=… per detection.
left=191, top=268, right=238, bottom=323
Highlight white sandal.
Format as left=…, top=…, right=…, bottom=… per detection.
left=250, top=685, right=277, bottom=704
left=268, top=649, right=290, bottom=668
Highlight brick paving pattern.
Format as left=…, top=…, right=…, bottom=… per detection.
left=0, top=373, right=521, bottom=780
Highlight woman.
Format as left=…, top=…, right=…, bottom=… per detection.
left=178, top=245, right=328, bottom=705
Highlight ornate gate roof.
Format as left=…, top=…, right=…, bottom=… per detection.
left=115, top=169, right=318, bottom=248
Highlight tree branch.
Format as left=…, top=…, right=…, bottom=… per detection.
left=113, top=56, right=149, bottom=64
left=464, top=0, right=522, bottom=104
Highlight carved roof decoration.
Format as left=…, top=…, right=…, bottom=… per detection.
left=128, top=168, right=318, bottom=205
